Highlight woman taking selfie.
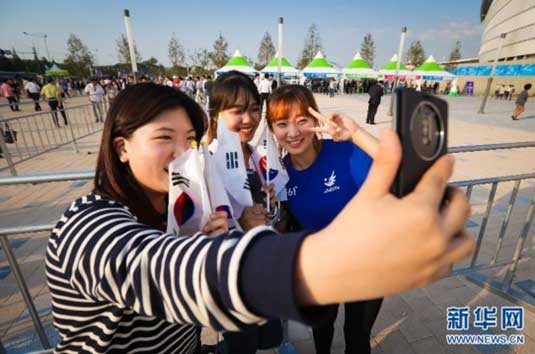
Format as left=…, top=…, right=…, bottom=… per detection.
left=46, top=83, right=474, bottom=354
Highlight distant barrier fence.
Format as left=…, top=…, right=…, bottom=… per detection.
left=0, top=100, right=109, bottom=175
left=0, top=142, right=534, bottom=350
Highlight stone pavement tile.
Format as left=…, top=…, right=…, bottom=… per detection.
left=449, top=285, right=482, bottom=304
left=404, top=294, right=443, bottom=322
left=398, top=315, right=434, bottom=343
left=372, top=305, right=401, bottom=337
left=381, top=295, right=412, bottom=319
left=400, top=287, right=428, bottom=304
left=410, top=336, right=448, bottom=354
left=376, top=329, right=417, bottom=354
left=426, top=285, right=466, bottom=306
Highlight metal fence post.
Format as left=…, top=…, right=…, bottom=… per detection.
left=0, top=235, right=51, bottom=349
left=0, top=126, right=18, bottom=176
left=502, top=190, right=535, bottom=292
left=67, top=117, right=79, bottom=153
left=491, top=180, right=521, bottom=265
left=471, top=182, right=498, bottom=267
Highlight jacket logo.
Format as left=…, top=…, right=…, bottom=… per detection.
left=323, top=170, right=340, bottom=193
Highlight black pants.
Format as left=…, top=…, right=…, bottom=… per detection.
left=260, top=93, right=270, bottom=114
left=312, top=298, right=383, bottom=354
left=366, top=103, right=379, bottom=124
left=29, top=93, right=41, bottom=111
left=48, top=100, right=68, bottom=127
left=7, top=96, right=19, bottom=111
left=220, top=320, right=282, bottom=354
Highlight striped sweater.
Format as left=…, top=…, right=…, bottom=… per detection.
left=46, top=194, right=327, bottom=353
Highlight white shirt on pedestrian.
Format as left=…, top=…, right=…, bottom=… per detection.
left=84, top=83, right=105, bottom=102
left=258, top=78, right=272, bottom=94
left=25, top=81, right=40, bottom=94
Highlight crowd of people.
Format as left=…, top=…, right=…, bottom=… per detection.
left=41, top=70, right=475, bottom=354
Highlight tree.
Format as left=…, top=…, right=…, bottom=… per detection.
left=168, top=33, right=185, bottom=70
left=297, top=24, right=323, bottom=69
left=360, top=33, right=376, bottom=67
left=116, top=34, right=142, bottom=65
left=448, top=40, right=462, bottom=62
left=189, top=48, right=212, bottom=75
left=406, top=40, right=426, bottom=67
left=256, top=32, right=275, bottom=70
left=210, top=33, right=229, bottom=68
left=64, top=34, right=94, bottom=77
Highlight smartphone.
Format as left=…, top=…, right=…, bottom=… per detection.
left=392, top=88, right=448, bottom=198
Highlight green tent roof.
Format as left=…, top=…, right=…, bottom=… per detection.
left=266, top=55, right=293, bottom=67
left=345, top=52, right=372, bottom=69
left=416, top=56, right=446, bottom=72
left=223, top=50, right=252, bottom=67
left=45, top=64, right=69, bottom=76
left=306, top=51, right=334, bottom=68
left=381, top=54, right=407, bottom=70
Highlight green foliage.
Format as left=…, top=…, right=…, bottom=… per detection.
left=256, top=32, right=276, bottom=70
left=360, top=33, right=375, bottom=67
left=297, top=24, right=323, bottom=69
left=116, top=34, right=142, bottom=65
left=448, top=41, right=462, bottom=62
left=406, top=40, right=426, bottom=67
left=168, top=33, right=185, bottom=70
left=210, top=33, right=229, bottom=68
left=63, top=33, right=94, bottom=77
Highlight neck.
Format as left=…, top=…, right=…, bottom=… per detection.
left=146, top=191, right=167, bottom=214
left=290, top=141, right=319, bottom=170
left=241, top=142, right=251, bottom=168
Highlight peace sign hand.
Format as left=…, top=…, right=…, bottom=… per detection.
left=304, top=107, right=379, bottom=158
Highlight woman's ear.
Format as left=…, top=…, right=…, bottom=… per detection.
left=113, top=137, right=129, bottom=163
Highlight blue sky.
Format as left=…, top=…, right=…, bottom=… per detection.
left=1, top=0, right=483, bottom=69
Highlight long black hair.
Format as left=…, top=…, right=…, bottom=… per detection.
left=94, top=83, right=207, bottom=228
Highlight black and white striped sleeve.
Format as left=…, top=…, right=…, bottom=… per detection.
left=56, top=199, right=329, bottom=332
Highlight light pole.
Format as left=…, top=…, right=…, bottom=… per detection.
left=387, top=26, right=407, bottom=116
left=478, top=33, right=507, bottom=114
left=23, top=32, right=50, bottom=61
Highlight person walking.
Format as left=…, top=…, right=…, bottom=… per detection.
left=84, top=78, right=105, bottom=122
left=258, top=74, right=271, bottom=114
left=1, top=79, right=21, bottom=111
left=40, top=78, right=67, bottom=127
left=512, top=83, right=532, bottom=121
left=24, top=78, right=42, bottom=111
left=366, top=80, right=384, bottom=125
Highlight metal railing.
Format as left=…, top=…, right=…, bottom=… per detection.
left=0, top=141, right=534, bottom=350
left=0, top=100, right=109, bottom=175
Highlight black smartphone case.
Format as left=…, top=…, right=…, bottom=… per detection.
left=392, top=88, right=448, bottom=198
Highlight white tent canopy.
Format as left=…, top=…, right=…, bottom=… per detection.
left=261, top=52, right=300, bottom=77
left=412, top=55, right=456, bottom=80
left=301, top=51, right=341, bottom=78
left=342, top=52, right=378, bottom=79
left=215, top=50, right=257, bottom=76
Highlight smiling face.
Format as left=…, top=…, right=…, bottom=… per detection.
left=271, top=104, right=317, bottom=156
left=114, top=107, right=196, bottom=200
left=220, top=99, right=261, bottom=143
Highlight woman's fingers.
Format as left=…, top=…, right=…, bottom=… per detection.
left=308, top=107, right=332, bottom=126
left=439, top=187, right=472, bottom=237
left=410, top=155, right=455, bottom=208
left=440, top=230, right=475, bottom=266
left=359, top=129, right=402, bottom=199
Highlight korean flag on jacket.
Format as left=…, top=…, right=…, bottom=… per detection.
left=167, top=146, right=211, bottom=236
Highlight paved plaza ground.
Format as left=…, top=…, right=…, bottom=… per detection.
left=0, top=92, right=534, bottom=353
